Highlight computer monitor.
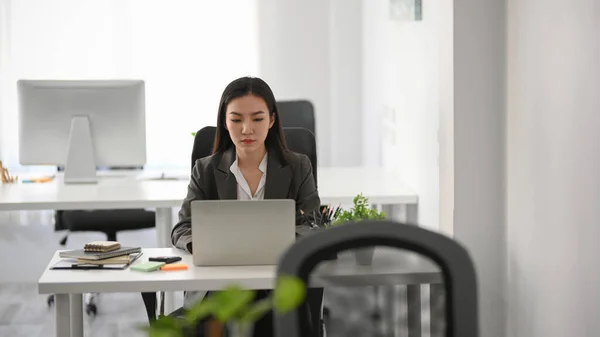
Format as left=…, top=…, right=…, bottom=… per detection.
left=17, top=79, right=147, bottom=184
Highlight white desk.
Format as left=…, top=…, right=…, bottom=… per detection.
left=0, top=167, right=418, bottom=247
left=39, top=248, right=442, bottom=337
left=2, top=167, right=418, bottom=316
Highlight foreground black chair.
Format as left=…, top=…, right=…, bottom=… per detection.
left=274, top=220, right=479, bottom=337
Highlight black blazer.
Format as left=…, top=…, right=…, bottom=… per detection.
left=171, top=146, right=321, bottom=252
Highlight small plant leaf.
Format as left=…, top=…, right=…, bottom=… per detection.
left=273, top=275, right=306, bottom=314
left=191, top=132, right=196, bottom=136
left=332, top=193, right=385, bottom=225
left=211, top=286, right=256, bottom=322
left=143, top=316, right=185, bottom=337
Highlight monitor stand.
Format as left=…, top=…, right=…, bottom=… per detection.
left=64, top=116, right=98, bottom=184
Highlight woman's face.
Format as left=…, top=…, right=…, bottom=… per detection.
left=225, top=94, right=275, bottom=152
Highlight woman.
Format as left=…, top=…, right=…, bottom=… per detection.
left=171, top=76, right=321, bottom=336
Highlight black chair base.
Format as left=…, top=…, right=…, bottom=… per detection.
left=141, top=292, right=158, bottom=322
left=47, top=293, right=98, bottom=316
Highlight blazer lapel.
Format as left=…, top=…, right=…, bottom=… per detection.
left=264, top=149, right=292, bottom=199
left=215, top=147, right=238, bottom=200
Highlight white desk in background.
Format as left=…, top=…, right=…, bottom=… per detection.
left=39, top=248, right=443, bottom=337
left=2, top=167, right=418, bottom=316
left=0, top=167, right=419, bottom=248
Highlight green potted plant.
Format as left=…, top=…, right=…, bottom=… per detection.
left=331, top=193, right=385, bottom=265
left=143, top=275, right=305, bottom=337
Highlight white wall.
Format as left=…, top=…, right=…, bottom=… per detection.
left=0, top=0, right=259, bottom=170
left=363, top=0, right=443, bottom=230
left=506, top=0, right=600, bottom=336
left=329, top=0, right=363, bottom=166
left=437, top=0, right=454, bottom=236
left=453, top=0, right=506, bottom=336
left=361, top=0, right=389, bottom=168
left=257, top=0, right=363, bottom=167
left=0, top=1, right=5, bottom=161
left=3, top=0, right=365, bottom=170
left=454, top=1, right=600, bottom=337
left=257, top=0, right=332, bottom=166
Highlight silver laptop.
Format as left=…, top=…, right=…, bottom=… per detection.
left=191, top=199, right=296, bottom=266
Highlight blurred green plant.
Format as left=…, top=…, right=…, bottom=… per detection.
left=332, top=193, right=385, bottom=226
left=141, top=274, right=306, bottom=337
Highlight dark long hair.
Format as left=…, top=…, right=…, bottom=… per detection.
left=212, top=76, right=288, bottom=161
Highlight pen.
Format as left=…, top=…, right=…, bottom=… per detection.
left=300, top=210, right=316, bottom=228
left=332, top=203, right=341, bottom=220
left=70, top=264, right=105, bottom=270
left=333, top=206, right=341, bottom=219
left=320, top=207, right=327, bottom=227
left=329, top=205, right=335, bottom=223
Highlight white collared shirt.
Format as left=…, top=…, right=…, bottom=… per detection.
left=229, top=153, right=268, bottom=200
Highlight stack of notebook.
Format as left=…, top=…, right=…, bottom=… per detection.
left=83, top=241, right=121, bottom=252
left=58, top=241, right=142, bottom=266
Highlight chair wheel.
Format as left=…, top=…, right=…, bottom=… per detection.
left=47, top=295, right=54, bottom=307
left=371, top=311, right=382, bottom=321
left=86, top=303, right=97, bottom=316
left=323, top=306, right=330, bottom=318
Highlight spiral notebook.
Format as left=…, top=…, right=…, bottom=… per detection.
left=59, top=246, right=141, bottom=261
left=84, top=241, right=121, bottom=252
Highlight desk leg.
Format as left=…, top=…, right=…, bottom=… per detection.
left=155, top=207, right=176, bottom=315
left=390, top=285, right=405, bottom=337
left=404, top=204, right=422, bottom=337
left=55, top=294, right=71, bottom=337
left=378, top=204, right=421, bottom=337
left=54, top=294, right=71, bottom=336
left=430, top=283, right=446, bottom=337
left=70, top=294, right=84, bottom=337
left=156, top=207, right=173, bottom=248
left=406, top=203, right=419, bottom=225
left=381, top=204, right=396, bottom=221
left=407, top=285, right=422, bottom=337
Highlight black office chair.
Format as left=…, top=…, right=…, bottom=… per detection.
left=277, top=100, right=316, bottom=137
left=191, top=98, right=316, bottom=175
left=274, top=220, right=479, bottom=337
left=190, top=126, right=317, bottom=184
left=49, top=166, right=156, bottom=315
left=141, top=126, right=323, bottom=335
left=190, top=125, right=214, bottom=170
